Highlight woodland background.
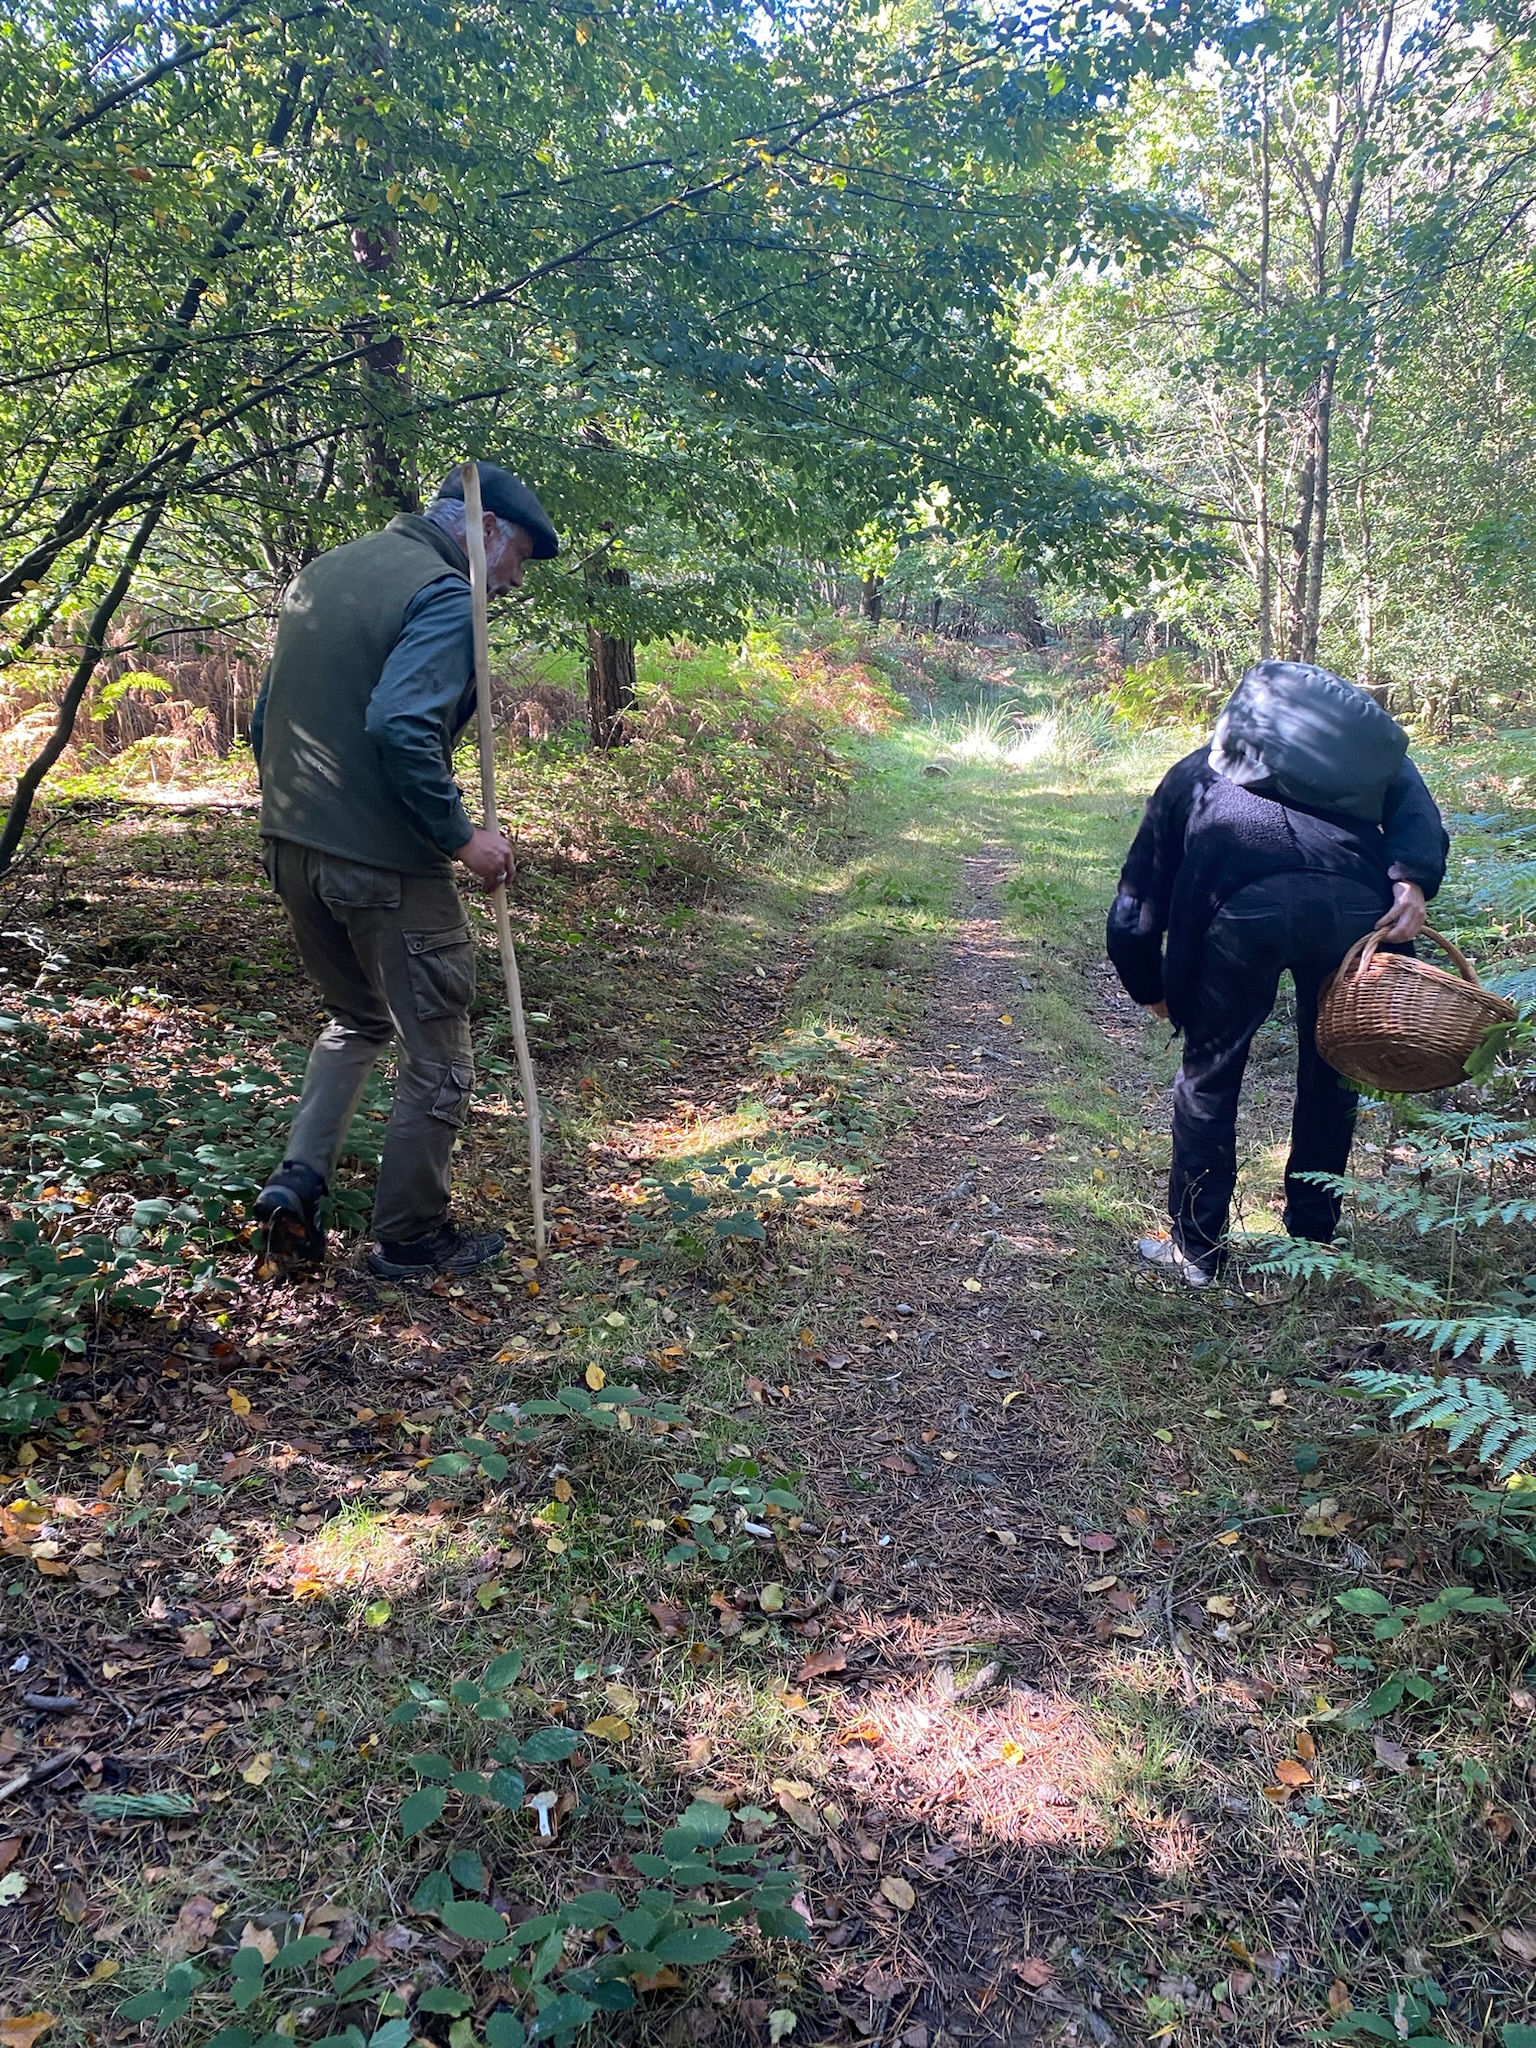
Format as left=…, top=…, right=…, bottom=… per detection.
left=6, top=0, right=1536, bottom=810
left=7, top=6, right=1536, bottom=2048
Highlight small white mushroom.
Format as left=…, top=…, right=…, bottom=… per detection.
left=528, top=1790, right=558, bottom=1838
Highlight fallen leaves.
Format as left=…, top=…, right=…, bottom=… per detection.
left=1500, top=1925, right=1536, bottom=1968
left=241, top=1752, right=274, bottom=1788
left=773, top=1782, right=822, bottom=1835
left=157, top=1894, right=220, bottom=1960
left=647, top=1599, right=687, bottom=1638
left=0, top=2018, right=55, bottom=2048
left=795, top=1645, right=848, bottom=1683
left=238, top=1922, right=280, bottom=1964
left=1371, top=1735, right=1412, bottom=1775
left=1484, top=1803, right=1517, bottom=1844
left=582, top=1715, right=631, bottom=1743
left=879, top=1875, right=916, bottom=1912
left=1298, top=1497, right=1355, bottom=1538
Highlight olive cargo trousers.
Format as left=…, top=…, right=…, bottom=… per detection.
left=264, top=840, right=475, bottom=1242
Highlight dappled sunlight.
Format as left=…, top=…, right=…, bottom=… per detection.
left=945, top=717, right=1058, bottom=768
left=250, top=1501, right=452, bottom=1604
left=621, top=1104, right=767, bottom=1165
left=825, top=1670, right=1116, bottom=1849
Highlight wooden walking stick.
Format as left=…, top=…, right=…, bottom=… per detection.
left=461, top=459, right=547, bottom=1260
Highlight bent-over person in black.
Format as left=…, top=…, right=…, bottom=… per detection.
left=1106, top=662, right=1449, bottom=1286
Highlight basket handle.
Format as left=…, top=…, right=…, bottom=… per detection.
left=1337, top=922, right=1482, bottom=988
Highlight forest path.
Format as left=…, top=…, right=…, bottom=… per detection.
left=785, top=846, right=1138, bottom=2048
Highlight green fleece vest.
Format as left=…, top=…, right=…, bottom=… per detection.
left=258, top=515, right=470, bottom=874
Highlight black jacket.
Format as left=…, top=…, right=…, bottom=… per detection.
left=1106, top=747, right=1449, bottom=1028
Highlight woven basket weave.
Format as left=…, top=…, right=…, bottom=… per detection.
left=1316, top=925, right=1516, bottom=1093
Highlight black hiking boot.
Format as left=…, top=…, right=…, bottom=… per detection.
left=366, top=1221, right=505, bottom=1280
left=254, top=1160, right=328, bottom=1264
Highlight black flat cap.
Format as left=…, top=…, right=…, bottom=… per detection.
left=433, top=463, right=559, bottom=560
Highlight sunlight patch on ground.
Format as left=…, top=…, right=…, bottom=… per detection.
left=246, top=1501, right=453, bottom=1602
left=826, top=1674, right=1115, bottom=1848
left=620, top=1104, right=767, bottom=1163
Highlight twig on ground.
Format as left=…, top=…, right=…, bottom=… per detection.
left=0, top=1744, right=88, bottom=1804
left=1163, top=1572, right=1201, bottom=1706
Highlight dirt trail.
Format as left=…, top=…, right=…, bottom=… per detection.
left=795, top=852, right=1126, bottom=2048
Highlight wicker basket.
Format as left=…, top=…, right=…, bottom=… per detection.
left=1316, top=925, right=1516, bottom=1093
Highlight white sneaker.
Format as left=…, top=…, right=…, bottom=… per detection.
left=1136, top=1236, right=1217, bottom=1289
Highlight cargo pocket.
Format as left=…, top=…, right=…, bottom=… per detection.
left=428, top=1060, right=474, bottom=1127
left=405, top=924, right=475, bottom=1019
left=314, top=855, right=403, bottom=911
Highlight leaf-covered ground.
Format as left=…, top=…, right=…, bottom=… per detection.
left=3, top=655, right=1535, bottom=2048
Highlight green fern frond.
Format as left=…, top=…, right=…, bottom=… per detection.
left=1257, top=1239, right=1441, bottom=1305
left=1346, top=1368, right=1536, bottom=1477
left=1387, top=1313, right=1536, bottom=1374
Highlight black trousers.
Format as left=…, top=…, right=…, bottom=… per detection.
left=1169, top=873, right=1393, bottom=1265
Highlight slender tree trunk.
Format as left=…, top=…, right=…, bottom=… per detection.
left=351, top=220, right=416, bottom=513
left=1356, top=350, right=1380, bottom=696
left=1020, top=586, right=1047, bottom=651
left=1301, top=350, right=1339, bottom=662
left=1256, top=97, right=1274, bottom=658
left=586, top=567, right=636, bottom=749
left=350, top=36, right=415, bottom=514
left=860, top=571, right=883, bottom=624
left=0, top=499, right=167, bottom=874
left=1287, top=425, right=1317, bottom=660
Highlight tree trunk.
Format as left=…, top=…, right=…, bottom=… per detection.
left=586, top=567, right=636, bottom=749
left=859, top=571, right=883, bottom=623
left=1255, top=99, right=1274, bottom=659
left=1286, top=425, right=1317, bottom=660
left=1301, top=353, right=1338, bottom=662
left=351, top=220, right=417, bottom=513
left=0, top=498, right=167, bottom=875
left=1019, top=586, right=1047, bottom=651
left=1356, top=350, right=1380, bottom=696
left=927, top=598, right=941, bottom=633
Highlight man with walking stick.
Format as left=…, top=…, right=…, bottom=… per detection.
left=249, top=463, right=559, bottom=1276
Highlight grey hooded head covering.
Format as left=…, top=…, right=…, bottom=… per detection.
left=1210, top=660, right=1408, bottom=822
